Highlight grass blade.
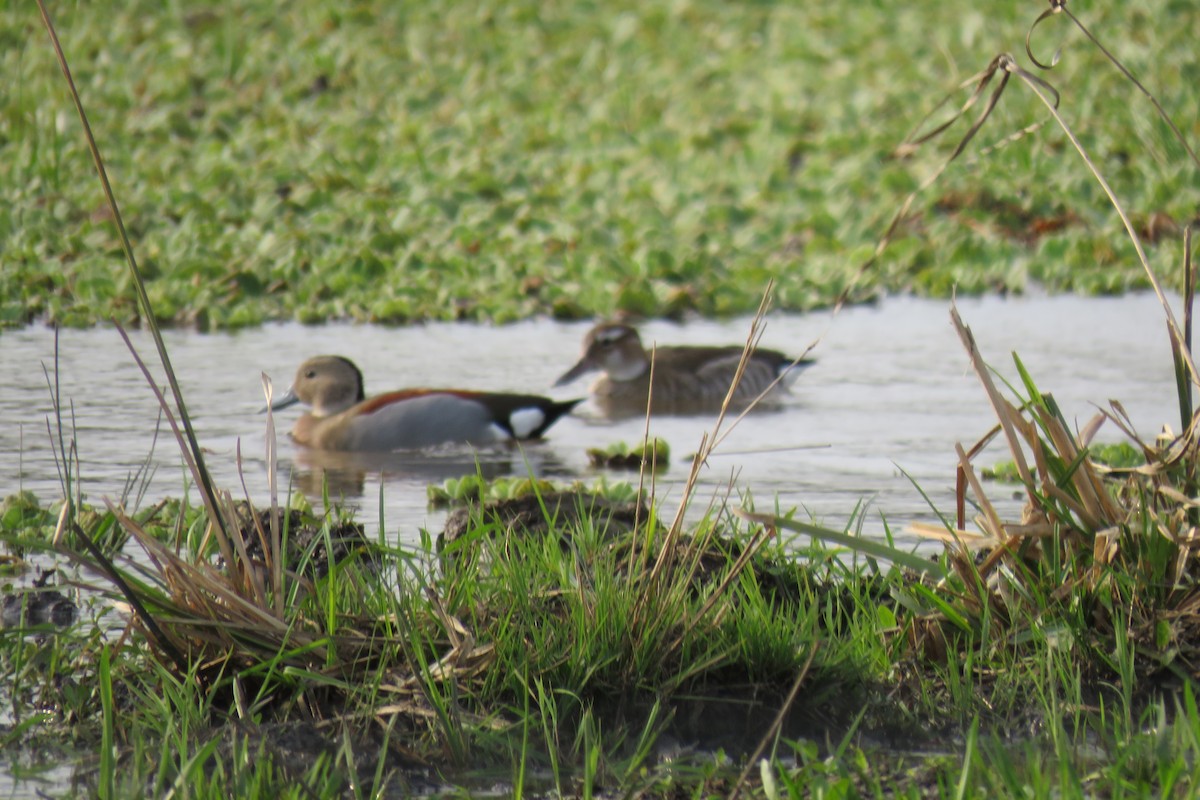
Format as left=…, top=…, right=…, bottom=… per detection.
left=733, top=508, right=946, bottom=579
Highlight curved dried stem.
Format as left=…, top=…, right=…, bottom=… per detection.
left=1026, top=0, right=1200, bottom=172
left=1004, top=58, right=1200, bottom=390
left=1025, top=3, right=1066, bottom=70
left=838, top=55, right=1036, bottom=314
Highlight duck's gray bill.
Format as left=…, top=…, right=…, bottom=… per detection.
left=554, top=359, right=592, bottom=387
left=261, top=386, right=300, bottom=414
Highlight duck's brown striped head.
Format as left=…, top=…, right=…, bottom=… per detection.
left=555, top=323, right=649, bottom=386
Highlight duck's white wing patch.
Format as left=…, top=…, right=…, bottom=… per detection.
left=507, top=407, right=547, bottom=439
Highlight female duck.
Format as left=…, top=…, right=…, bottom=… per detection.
left=270, top=355, right=580, bottom=451
left=555, top=323, right=813, bottom=417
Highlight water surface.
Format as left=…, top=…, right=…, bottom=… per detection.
left=1, top=292, right=1184, bottom=548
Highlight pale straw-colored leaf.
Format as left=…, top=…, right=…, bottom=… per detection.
left=951, top=306, right=1037, bottom=496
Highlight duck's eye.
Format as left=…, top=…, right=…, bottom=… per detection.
left=596, top=331, right=622, bottom=347
left=304, top=369, right=317, bottom=379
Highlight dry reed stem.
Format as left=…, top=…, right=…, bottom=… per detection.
left=106, top=507, right=349, bottom=671
left=214, top=493, right=263, bottom=605
left=36, top=2, right=228, bottom=540
left=262, top=374, right=285, bottom=616
left=1180, top=226, right=1196, bottom=427
left=232, top=451, right=269, bottom=603
left=1173, top=527, right=1200, bottom=585
left=1035, top=414, right=1111, bottom=529
left=114, top=324, right=230, bottom=556
left=640, top=287, right=775, bottom=623
left=907, top=522, right=993, bottom=546
left=951, top=307, right=1037, bottom=496
left=931, top=300, right=1172, bottom=604
left=834, top=54, right=1032, bottom=314
left=954, top=443, right=1008, bottom=548
left=1007, top=60, right=1199, bottom=391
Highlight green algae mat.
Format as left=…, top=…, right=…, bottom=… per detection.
left=2, top=0, right=1196, bottom=329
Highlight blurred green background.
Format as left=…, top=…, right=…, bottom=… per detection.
left=2, top=0, right=1196, bottom=329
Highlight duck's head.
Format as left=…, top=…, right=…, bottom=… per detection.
left=270, top=355, right=366, bottom=417
left=555, top=323, right=649, bottom=386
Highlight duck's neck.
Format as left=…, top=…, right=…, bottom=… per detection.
left=291, top=414, right=317, bottom=446
left=607, top=353, right=651, bottom=382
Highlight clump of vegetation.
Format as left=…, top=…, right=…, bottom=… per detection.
left=426, top=473, right=559, bottom=508
left=427, top=474, right=639, bottom=508
left=5, top=463, right=897, bottom=795
left=586, top=437, right=671, bottom=471
left=899, top=313, right=1200, bottom=703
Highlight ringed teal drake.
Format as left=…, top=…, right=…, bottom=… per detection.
left=554, top=323, right=814, bottom=417
left=270, top=356, right=581, bottom=451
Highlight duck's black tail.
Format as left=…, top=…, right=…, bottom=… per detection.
left=494, top=396, right=584, bottom=440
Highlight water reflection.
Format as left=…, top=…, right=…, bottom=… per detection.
left=284, top=442, right=575, bottom=501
